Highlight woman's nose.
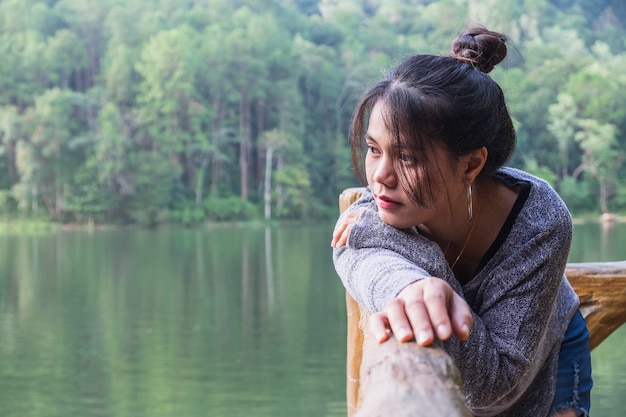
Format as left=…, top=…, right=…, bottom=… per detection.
left=371, top=156, right=397, bottom=187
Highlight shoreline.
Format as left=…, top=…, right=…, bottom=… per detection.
left=1, top=213, right=626, bottom=233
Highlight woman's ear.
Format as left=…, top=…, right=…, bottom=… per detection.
left=464, top=147, right=488, bottom=182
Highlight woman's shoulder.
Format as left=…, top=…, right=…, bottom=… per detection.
left=496, top=167, right=567, bottom=205
left=494, top=167, right=555, bottom=191
left=496, top=167, right=572, bottom=231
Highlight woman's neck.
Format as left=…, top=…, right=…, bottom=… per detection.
left=419, top=177, right=520, bottom=279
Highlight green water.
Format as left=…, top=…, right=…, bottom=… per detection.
left=0, top=221, right=624, bottom=416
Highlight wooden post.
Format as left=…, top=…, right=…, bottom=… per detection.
left=564, top=261, right=626, bottom=350
left=338, top=187, right=626, bottom=416
left=340, top=188, right=368, bottom=416
left=354, top=310, right=472, bottom=417
left=345, top=292, right=364, bottom=416
left=340, top=187, right=469, bottom=416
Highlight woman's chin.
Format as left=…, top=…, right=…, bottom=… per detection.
left=378, top=210, right=412, bottom=229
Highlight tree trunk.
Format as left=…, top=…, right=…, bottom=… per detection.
left=264, top=146, right=273, bottom=220
left=195, top=155, right=208, bottom=206
left=239, top=91, right=250, bottom=201
left=599, top=179, right=608, bottom=214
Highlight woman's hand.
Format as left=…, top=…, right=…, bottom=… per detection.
left=370, top=277, right=474, bottom=346
left=331, top=208, right=364, bottom=248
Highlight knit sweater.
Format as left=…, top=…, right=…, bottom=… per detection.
left=333, top=167, right=579, bottom=417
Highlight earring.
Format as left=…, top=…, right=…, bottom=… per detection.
left=467, top=182, right=473, bottom=221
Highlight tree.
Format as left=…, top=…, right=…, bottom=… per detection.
left=17, top=88, right=91, bottom=219
left=46, top=29, right=88, bottom=89
left=573, top=119, right=621, bottom=214
left=62, top=159, right=114, bottom=223
left=547, top=93, right=577, bottom=189
left=94, top=102, right=134, bottom=205
left=135, top=24, right=210, bottom=207
left=0, top=105, right=23, bottom=189
left=0, top=0, right=625, bottom=223
left=260, top=129, right=288, bottom=220
left=274, top=164, right=313, bottom=219
left=223, top=7, right=296, bottom=201
left=54, top=0, right=109, bottom=91
left=124, top=150, right=180, bottom=226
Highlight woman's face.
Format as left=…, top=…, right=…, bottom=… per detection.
left=365, top=101, right=466, bottom=230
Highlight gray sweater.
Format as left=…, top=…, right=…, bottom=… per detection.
left=333, top=167, right=579, bottom=417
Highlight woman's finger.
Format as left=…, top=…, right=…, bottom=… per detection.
left=331, top=209, right=363, bottom=248
left=331, top=222, right=349, bottom=247
left=369, top=311, right=391, bottom=343
left=402, top=295, right=436, bottom=346
left=386, top=298, right=421, bottom=343
left=333, top=222, right=354, bottom=248
left=421, top=281, right=454, bottom=341
left=449, top=292, right=474, bottom=341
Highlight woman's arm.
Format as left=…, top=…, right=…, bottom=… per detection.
left=332, top=188, right=457, bottom=310
left=333, top=189, right=472, bottom=344
left=332, top=187, right=573, bottom=415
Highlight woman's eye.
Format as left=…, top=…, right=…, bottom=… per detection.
left=367, top=145, right=379, bottom=154
left=399, top=153, right=414, bottom=163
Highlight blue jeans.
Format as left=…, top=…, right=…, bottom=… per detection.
left=550, top=309, right=592, bottom=416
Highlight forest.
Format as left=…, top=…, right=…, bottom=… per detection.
left=0, top=0, right=625, bottom=226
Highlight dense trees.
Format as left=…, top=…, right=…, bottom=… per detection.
left=0, top=0, right=624, bottom=225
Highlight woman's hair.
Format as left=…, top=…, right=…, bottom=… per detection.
left=350, top=26, right=515, bottom=208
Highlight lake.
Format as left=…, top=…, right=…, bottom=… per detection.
left=0, top=220, right=624, bottom=416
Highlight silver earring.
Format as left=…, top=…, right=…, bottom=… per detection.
left=467, top=183, right=473, bottom=221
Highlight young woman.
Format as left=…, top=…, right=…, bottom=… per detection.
left=331, top=27, right=592, bottom=417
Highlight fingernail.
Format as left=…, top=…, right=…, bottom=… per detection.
left=437, top=324, right=448, bottom=337
left=417, top=330, right=430, bottom=344
left=396, top=327, right=410, bottom=341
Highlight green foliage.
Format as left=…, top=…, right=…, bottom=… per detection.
left=203, top=195, right=258, bottom=221
left=610, top=183, right=626, bottom=212
left=62, top=160, right=114, bottom=223
left=167, top=202, right=206, bottom=226
left=274, top=164, right=314, bottom=219
left=0, top=0, right=625, bottom=225
left=522, top=158, right=558, bottom=188
left=0, top=189, right=16, bottom=216
left=560, top=175, right=596, bottom=212
left=123, top=150, right=180, bottom=226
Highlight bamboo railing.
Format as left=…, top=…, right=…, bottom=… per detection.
left=339, top=187, right=626, bottom=417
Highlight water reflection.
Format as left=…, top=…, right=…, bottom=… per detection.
left=568, top=221, right=626, bottom=417
left=265, top=227, right=275, bottom=309
left=0, top=221, right=624, bottom=417
left=0, top=225, right=347, bottom=417
left=569, top=220, right=626, bottom=263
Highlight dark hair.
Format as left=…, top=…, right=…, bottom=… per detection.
left=350, top=26, right=515, bottom=208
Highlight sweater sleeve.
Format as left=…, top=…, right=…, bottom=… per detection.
left=332, top=186, right=574, bottom=416
left=332, top=188, right=461, bottom=310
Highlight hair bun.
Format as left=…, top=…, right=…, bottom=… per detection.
left=450, top=27, right=508, bottom=73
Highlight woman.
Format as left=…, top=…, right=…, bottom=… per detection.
left=331, top=26, right=592, bottom=417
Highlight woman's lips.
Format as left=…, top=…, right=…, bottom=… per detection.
left=376, top=194, right=402, bottom=210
